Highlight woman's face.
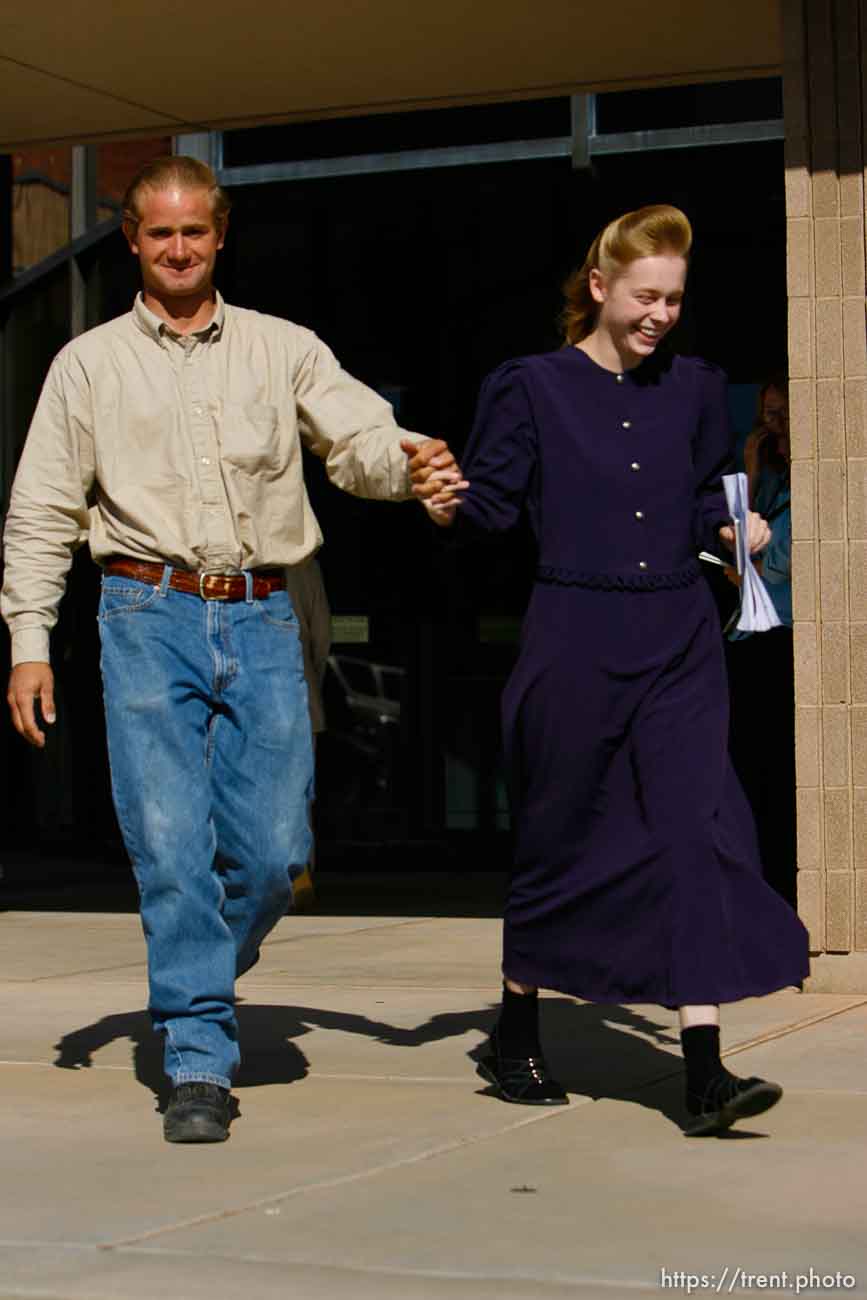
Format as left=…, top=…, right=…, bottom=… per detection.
left=590, top=254, right=687, bottom=365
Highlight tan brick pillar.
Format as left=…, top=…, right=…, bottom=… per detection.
left=783, top=0, right=867, bottom=990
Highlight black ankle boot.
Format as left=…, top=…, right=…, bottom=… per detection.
left=681, top=1026, right=782, bottom=1135
left=684, top=1072, right=783, bottom=1136
left=478, top=1024, right=568, bottom=1106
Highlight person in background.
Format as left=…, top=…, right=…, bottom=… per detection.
left=725, top=376, right=795, bottom=904
left=285, top=555, right=331, bottom=910
left=743, top=375, right=790, bottom=509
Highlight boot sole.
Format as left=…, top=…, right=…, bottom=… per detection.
left=164, top=1113, right=229, bottom=1143
left=684, top=1081, right=783, bottom=1137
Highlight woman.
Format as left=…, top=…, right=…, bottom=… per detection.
left=743, top=376, right=790, bottom=510
left=426, top=205, right=809, bottom=1136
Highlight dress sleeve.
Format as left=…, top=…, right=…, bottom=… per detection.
left=455, top=361, right=538, bottom=538
left=691, top=360, right=734, bottom=556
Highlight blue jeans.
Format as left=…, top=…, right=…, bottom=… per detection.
left=99, top=569, right=313, bottom=1088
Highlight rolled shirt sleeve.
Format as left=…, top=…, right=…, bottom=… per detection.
left=2, top=351, right=95, bottom=665
left=293, top=332, right=425, bottom=499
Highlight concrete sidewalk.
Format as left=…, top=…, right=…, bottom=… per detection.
left=1, top=909, right=866, bottom=1299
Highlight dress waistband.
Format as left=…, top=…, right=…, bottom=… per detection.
left=535, top=560, right=701, bottom=592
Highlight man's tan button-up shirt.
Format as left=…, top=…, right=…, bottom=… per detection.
left=2, top=293, right=425, bottom=666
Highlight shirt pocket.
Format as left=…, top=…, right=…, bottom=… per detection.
left=219, top=402, right=284, bottom=475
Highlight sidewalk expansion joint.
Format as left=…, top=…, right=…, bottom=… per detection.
left=110, top=1247, right=672, bottom=1293
left=0, top=1240, right=665, bottom=1296
left=8, top=960, right=147, bottom=984
left=262, top=917, right=453, bottom=950
left=97, top=1102, right=577, bottom=1252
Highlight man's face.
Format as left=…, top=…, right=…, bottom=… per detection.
left=126, top=185, right=225, bottom=301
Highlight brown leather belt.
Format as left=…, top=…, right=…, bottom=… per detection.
left=104, top=558, right=285, bottom=601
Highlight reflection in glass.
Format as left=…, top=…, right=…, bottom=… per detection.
left=11, top=147, right=72, bottom=272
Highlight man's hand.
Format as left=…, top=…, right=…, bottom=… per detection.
left=400, top=437, right=456, bottom=496
left=719, top=510, right=771, bottom=555
left=401, top=438, right=467, bottom=528
left=8, top=662, right=56, bottom=748
left=401, top=438, right=468, bottom=498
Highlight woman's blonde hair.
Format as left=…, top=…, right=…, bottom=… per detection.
left=560, top=204, right=692, bottom=345
left=122, top=155, right=231, bottom=231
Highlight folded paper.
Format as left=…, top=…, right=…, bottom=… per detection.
left=722, top=472, right=781, bottom=634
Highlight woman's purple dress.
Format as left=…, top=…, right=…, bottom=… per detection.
left=458, top=346, right=809, bottom=1006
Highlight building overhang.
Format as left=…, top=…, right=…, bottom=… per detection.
left=1, top=0, right=782, bottom=151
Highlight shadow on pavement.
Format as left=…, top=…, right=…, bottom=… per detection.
left=46, top=998, right=772, bottom=1137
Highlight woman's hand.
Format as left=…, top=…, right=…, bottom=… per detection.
left=718, top=510, right=771, bottom=555
left=420, top=478, right=464, bottom=527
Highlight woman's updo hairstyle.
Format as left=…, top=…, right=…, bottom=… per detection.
left=560, top=204, right=692, bottom=345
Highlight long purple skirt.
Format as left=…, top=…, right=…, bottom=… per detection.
left=501, top=579, right=810, bottom=1006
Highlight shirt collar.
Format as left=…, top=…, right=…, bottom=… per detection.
left=132, top=291, right=225, bottom=344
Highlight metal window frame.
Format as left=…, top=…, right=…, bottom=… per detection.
left=1, top=105, right=785, bottom=294
left=214, top=99, right=784, bottom=188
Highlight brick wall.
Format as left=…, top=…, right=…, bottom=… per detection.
left=784, top=0, right=867, bottom=989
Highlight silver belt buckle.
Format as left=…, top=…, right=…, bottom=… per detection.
left=198, top=568, right=232, bottom=600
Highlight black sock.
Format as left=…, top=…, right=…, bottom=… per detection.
left=495, top=984, right=541, bottom=1057
left=680, top=1025, right=736, bottom=1109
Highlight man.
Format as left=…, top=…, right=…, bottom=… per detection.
left=2, top=155, right=461, bottom=1144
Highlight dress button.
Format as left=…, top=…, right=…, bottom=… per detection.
left=638, top=561, right=648, bottom=570
left=635, top=510, right=645, bottom=520
left=622, top=420, right=632, bottom=429
left=631, top=461, right=641, bottom=471
left=616, top=374, right=624, bottom=384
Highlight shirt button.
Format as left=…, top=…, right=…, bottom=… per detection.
left=622, top=420, right=632, bottom=429
left=635, top=510, right=645, bottom=520
left=193, top=406, right=204, bottom=416
left=638, top=561, right=648, bottom=570
left=201, top=457, right=211, bottom=466
left=631, top=461, right=641, bottom=471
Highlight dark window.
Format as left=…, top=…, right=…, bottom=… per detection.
left=222, top=99, right=571, bottom=168
left=595, top=78, right=783, bottom=134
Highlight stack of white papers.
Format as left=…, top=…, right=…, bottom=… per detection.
left=722, top=472, right=781, bottom=634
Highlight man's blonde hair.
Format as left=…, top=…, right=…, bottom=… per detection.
left=561, top=204, right=692, bottom=345
left=122, top=155, right=231, bottom=230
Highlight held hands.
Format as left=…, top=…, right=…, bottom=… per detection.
left=7, top=662, right=56, bottom=748
left=400, top=438, right=468, bottom=528
left=718, top=510, right=771, bottom=556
